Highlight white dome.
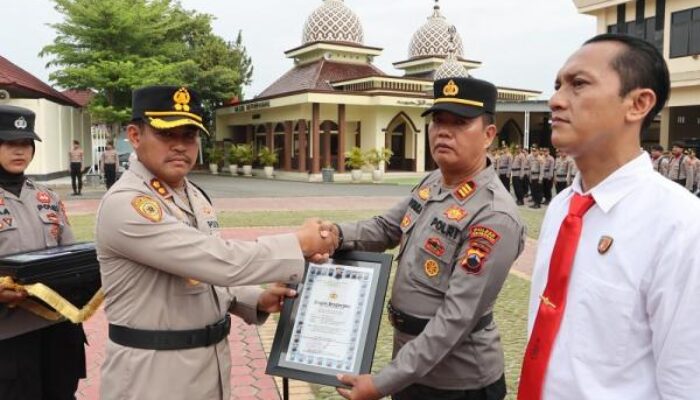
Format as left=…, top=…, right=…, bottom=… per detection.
left=434, top=54, right=469, bottom=80
left=409, top=2, right=464, bottom=59
left=302, top=0, right=364, bottom=45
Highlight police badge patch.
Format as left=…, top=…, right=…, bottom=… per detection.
left=461, top=246, right=488, bottom=275
left=597, top=236, right=613, bottom=254
left=131, top=195, right=163, bottom=223
left=424, top=259, right=440, bottom=278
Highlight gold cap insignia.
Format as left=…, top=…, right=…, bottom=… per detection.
left=424, top=259, right=440, bottom=277
left=131, top=195, right=163, bottom=223
left=443, top=80, right=459, bottom=97
left=173, top=87, right=191, bottom=112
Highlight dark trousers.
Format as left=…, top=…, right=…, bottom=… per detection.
left=69, top=163, right=82, bottom=194
left=104, top=163, right=117, bottom=189
left=673, top=178, right=687, bottom=187
left=498, top=174, right=510, bottom=193
left=0, top=322, right=86, bottom=400
left=530, top=179, right=543, bottom=205
left=512, top=176, right=524, bottom=204
left=393, top=374, right=506, bottom=400
left=542, top=178, right=553, bottom=203
left=522, top=176, right=530, bottom=196
left=555, top=181, right=568, bottom=194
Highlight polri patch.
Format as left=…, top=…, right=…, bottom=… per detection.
left=444, top=205, right=467, bottom=221
left=424, top=259, right=440, bottom=278
left=131, top=195, right=163, bottom=223
left=36, top=192, right=51, bottom=204
left=418, top=187, right=430, bottom=200
left=597, top=236, right=613, bottom=254
left=424, top=237, right=446, bottom=257
left=469, top=226, right=500, bottom=245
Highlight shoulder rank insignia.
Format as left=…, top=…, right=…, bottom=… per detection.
left=424, top=237, right=446, bottom=257
left=131, top=195, right=163, bottom=223
left=469, top=226, right=500, bottom=245
left=400, top=213, right=412, bottom=229
left=444, top=205, right=467, bottom=221
left=454, top=181, right=476, bottom=201
left=418, top=187, right=430, bottom=201
left=597, top=235, right=613, bottom=254
left=461, top=246, right=488, bottom=275
left=36, top=191, right=51, bottom=204
left=150, top=179, right=170, bottom=197
left=424, top=259, right=440, bottom=278
left=0, top=197, right=4, bottom=206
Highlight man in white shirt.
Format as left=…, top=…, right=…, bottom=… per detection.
left=518, top=33, right=700, bottom=400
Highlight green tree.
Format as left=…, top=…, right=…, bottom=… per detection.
left=41, top=0, right=253, bottom=126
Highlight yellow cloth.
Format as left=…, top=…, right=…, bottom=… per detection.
left=0, top=276, right=103, bottom=323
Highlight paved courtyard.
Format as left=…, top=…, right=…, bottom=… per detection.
left=48, top=175, right=538, bottom=400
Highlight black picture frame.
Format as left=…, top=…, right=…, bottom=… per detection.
left=266, top=250, right=393, bottom=388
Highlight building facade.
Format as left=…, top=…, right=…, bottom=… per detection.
left=215, top=0, right=546, bottom=179
left=574, top=0, right=700, bottom=149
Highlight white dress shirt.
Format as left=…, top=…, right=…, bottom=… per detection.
left=528, top=152, right=700, bottom=399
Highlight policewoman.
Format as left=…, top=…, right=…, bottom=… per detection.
left=96, top=86, right=333, bottom=400
left=0, top=105, right=85, bottom=400
left=334, top=77, right=525, bottom=400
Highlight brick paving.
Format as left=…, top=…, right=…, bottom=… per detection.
left=63, top=196, right=537, bottom=399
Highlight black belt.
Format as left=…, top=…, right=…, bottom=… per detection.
left=108, top=315, right=231, bottom=350
left=387, top=302, right=493, bottom=336
left=511, top=168, right=521, bottom=172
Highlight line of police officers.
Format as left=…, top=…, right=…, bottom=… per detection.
left=650, top=142, right=698, bottom=194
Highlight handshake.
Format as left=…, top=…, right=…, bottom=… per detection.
left=294, top=218, right=342, bottom=264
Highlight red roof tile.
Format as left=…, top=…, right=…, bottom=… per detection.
left=0, top=55, right=79, bottom=107
left=61, top=89, right=95, bottom=107
left=257, top=60, right=385, bottom=99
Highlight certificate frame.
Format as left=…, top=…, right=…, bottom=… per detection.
left=266, top=250, right=393, bottom=388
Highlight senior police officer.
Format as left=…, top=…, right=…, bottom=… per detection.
left=0, top=105, right=85, bottom=400
left=96, top=86, right=335, bottom=400
left=330, top=77, right=525, bottom=400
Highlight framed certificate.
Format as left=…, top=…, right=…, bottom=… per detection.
left=266, top=251, right=393, bottom=387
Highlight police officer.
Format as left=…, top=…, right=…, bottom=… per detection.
left=511, top=146, right=525, bottom=205
left=540, top=147, right=555, bottom=204
left=100, top=141, right=118, bottom=189
left=68, top=140, right=83, bottom=196
left=528, top=147, right=543, bottom=208
left=496, top=146, right=512, bottom=193
left=331, top=77, right=525, bottom=400
left=650, top=144, right=669, bottom=176
left=0, top=105, right=85, bottom=400
left=666, top=141, right=694, bottom=191
left=96, top=86, right=335, bottom=400
left=553, top=149, right=571, bottom=194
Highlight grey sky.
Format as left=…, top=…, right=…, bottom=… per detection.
left=1, top=0, right=596, bottom=99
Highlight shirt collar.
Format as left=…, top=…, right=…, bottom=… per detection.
left=570, top=152, right=652, bottom=213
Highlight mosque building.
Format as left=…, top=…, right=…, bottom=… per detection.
left=214, top=0, right=549, bottom=179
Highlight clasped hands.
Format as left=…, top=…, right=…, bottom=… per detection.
left=295, top=218, right=341, bottom=264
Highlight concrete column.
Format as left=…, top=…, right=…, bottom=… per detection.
left=524, top=111, right=531, bottom=149
left=298, top=119, right=307, bottom=172
left=312, top=103, right=320, bottom=174
left=284, top=121, right=293, bottom=171
left=660, top=107, right=670, bottom=148
left=323, top=125, right=331, bottom=169
left=245, top=124, right=253, bottom=144
left=338, top=104, right=346, bottom=173
left=266, top=122, right=273, bottom=150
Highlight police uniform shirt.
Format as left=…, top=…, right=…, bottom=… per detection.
left=542, top=155, right=555, bottom=180
left=554, top=157, right=570, bottom=183
left=0, top=180, right=74, bottom=339
left=667, top=154, right=695, bottom=190
left=529, top=154, right=543, bottom=181
left=339, top=164, right=524, bottom=395
left=101, top=149, right=118, bottom=165
left=511, top=154, right=524, bottom=178
left=497, top=153, right=512, bottom=176
left=97, top=153, right=304, bottom=400
left=529, top=153, right=700, bottom=399
left=69, top=148, right=83, bottom=164
left=651, top=155, right=669, bottom=176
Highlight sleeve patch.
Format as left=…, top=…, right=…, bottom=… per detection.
left=131, top=195, right=163, bottom=223
left=469, top=226, right=500, bottom=245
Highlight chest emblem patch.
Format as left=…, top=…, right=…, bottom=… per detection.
left=131, top=196, right=163, bottom=223
left=444, top=205, right=467, bottom=221
left=597, top=235, right=614, bottom=255
left=0, top=197, right=4, bottom=206
left=36, top=192, right=51, bottom=204
left=400, top=214, right=412, bottom=229
left=418, top=187, right=431, bottom=200
left=3, top=217, right=12, bottom=227
left=424, top=259, right=440, bottom=278
left=424, top=237, right=446, bottom=257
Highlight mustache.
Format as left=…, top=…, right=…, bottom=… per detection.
left=165, top=155, right=192, bottom=163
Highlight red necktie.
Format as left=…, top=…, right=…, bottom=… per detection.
left=517, top=193, right=596, bottom=400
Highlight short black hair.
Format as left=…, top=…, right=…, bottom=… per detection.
left=672, top=141, right=685, bottom=148
left=482, top=113, right=495, bottom=126
left=584, top=33, right=670, bottom=132
left=650, top=144, right=664, bottom=152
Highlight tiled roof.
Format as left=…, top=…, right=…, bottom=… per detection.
left=0, top=55, right=79, bottom=107
left=61, top=89, right=95, bottom=107
left=257, top=60, right=385, bottom=99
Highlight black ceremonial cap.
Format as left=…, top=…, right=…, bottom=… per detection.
left=0, top=105, right=42, bottom=142
left=131, top=85, right=209, bottom=135
left=422, top=77, right=497, bottom=119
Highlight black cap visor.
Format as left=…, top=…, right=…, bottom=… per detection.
left=0, top=130, right=42, bottom=142
left=421, top=101, right=487, bottom=119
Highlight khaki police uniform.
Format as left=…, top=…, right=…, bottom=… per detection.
left=0, top=105, right=85, bottom=400
left=528, top=154, right=543, bottom=208
left=667, top=154, right=695, bottom=191
left=100, top=148, right=118, bottom=189
left=554, top=156, right=571, bottom=194
left=510, top=153, right=526, bottom=205
left=652, top=155, right=669, bottom=176
left=541, top=154, right=555, bottom=204
left=338, top=77, right=525, bottom=399
left=496, top=152, right=512, bottom=192
left=69, top=146, right=84, bottom=195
